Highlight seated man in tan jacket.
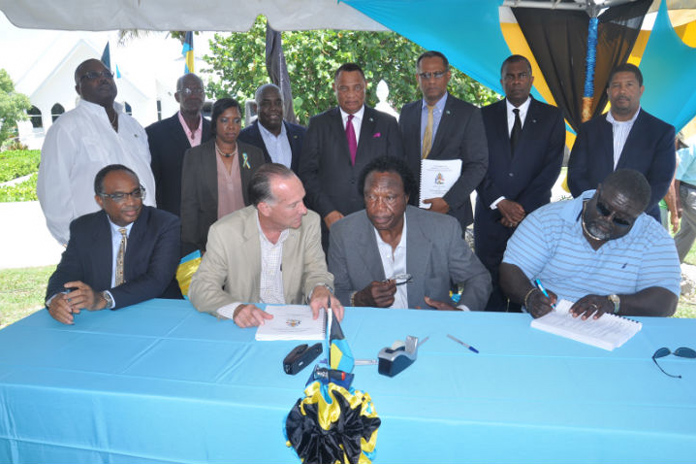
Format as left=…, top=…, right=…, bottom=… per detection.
left=189, top=163, right=344, bottom=327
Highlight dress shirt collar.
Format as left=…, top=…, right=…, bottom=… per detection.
left=506, top=96, right=531, bottom=118
left=339, top=105, right=365, bottom=124
left=107, top=217, right=134, bottom=237
left=78, top=99, right=124, bottom=120
left=606, top=106, right=641, bottom=125
left=421, top=92, right=448, bottom=112
left=258, top=119, right=288, bottom=140
left=177, top=111, right=204, bottom=146
left=256, top=212, right=290, bottom=246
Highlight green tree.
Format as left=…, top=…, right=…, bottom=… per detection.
left=204, top=16, right=499, bottom=125
left=0, top=69, right=31, bottom=147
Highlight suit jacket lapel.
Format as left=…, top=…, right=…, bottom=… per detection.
left=357, top=107, right=377, bottom=159
left=616, top=110, right=644, bottom=169
left=328, top=108, right=352, bottom=165
left=170, top=115, right=193, bottom=150
left=355, top=213, right=386, bottom=281
left=123, top=206, right=149, bottom=281
left=599, top=115, right=616, bottom=172
left=404, top=208, right=432, bottom=308
left=92, top=211, right=114, bottom=290
left=202, top=140, right=219, bottom=207
left=241, top=210, right=262, bottom=301
left=428, top=95, right=455, bottom=156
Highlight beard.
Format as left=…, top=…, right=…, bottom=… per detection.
left=582, top=218, right=612, bottom=241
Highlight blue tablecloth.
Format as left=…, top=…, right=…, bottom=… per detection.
left=0, top=299, right=694, bottom=463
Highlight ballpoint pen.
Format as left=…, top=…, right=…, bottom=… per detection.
left=534, top=279, right=557, bottom=309
left=447, top=334, right=479, bottom=354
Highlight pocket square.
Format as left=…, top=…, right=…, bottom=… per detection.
left=373, top=132, right=381, bottom=138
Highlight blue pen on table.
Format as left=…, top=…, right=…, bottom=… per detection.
left=447, top=334, right=479, bottom=354
left=534, top=279, right=556, bottom=309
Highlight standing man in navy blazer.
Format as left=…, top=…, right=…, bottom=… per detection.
left=238, top=84, right=305, bottom=174
left=146, top=73, right=211, bottom=217
left=299, top=63, right=404, bottom=249
left=568, top=63, right=675, bottom=222
left=477, top=55, right=565, bottom=312
left=399, top=50, right=488, bottom=231
left=45, top=165, right=181, bottom=325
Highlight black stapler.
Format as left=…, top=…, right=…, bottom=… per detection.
left=283, top=342, right=323, bottom=375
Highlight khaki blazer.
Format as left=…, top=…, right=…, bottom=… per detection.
left=189, top=205, right=333, bottom=315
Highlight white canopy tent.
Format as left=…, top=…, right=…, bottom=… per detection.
left=0, top=0, right=386, bottom=31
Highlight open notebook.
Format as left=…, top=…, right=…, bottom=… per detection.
left=255, top=305, right=328, bottom=341
left=531, top=299, right=642, bottom=351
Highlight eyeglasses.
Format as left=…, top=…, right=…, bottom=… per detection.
left=99, top=186, right=146, bottom=203
left=594, top=188, right=634, bottom=227
left=80, top=70, right=115, bottom=81
left=418, top=71, right=447, bottom=80
left=178, top=87, right=205, bottom=96
left=383, top=274, right=413, bottom=286
left=503, top=72, right=531, bottom=82
left=652, top=347, right=696, bottom=378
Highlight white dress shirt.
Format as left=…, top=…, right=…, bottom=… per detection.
left=37, top=100, right=156, bottom=246
left=606, top=107, right=641, bottom=168
left=259, top=122, right=293, bottom=168
left=339, top=105, right=365, bottom=146
left=374, top=222, right=408, bottom=309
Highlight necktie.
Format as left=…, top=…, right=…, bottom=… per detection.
left=422, top=104, right=435, bottom=159
left=115, top=228, right=127, bottom=286
left=510, top=108, right=522, bottom=155
left=346, top=114, right=358, bottom=166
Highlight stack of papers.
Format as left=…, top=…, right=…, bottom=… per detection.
left=531, top=300, right=642, bottom=351
left=255, top=305, right=327, bottom=341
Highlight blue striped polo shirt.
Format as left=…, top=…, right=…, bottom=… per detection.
left=502, top=190, right=681, bottom=302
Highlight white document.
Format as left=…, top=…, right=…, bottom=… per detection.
left=419, top=159, right=462, bottom=209
left=530, top=299, right=642, bottom=351
left=255, top=305, right=327, bottom=341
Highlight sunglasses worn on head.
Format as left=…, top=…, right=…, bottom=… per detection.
left=652, top=347, right=696, bottom=378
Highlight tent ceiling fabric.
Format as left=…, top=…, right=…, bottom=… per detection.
left=0, top=0, right=386, bottom=31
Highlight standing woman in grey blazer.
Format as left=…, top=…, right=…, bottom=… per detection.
left=181, top=98, right=265, bottom=255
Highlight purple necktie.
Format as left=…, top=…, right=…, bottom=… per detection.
left=346, top=114, right=357, bottom=166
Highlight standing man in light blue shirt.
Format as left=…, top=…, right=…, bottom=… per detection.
left=399, top=50, right=488, bottom=232
left=238, top=84, right=306, bottom=174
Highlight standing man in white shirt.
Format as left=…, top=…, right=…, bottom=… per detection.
left=238, top=83, right=306, bottom=174
left=37, top=58, right=156, bottom=246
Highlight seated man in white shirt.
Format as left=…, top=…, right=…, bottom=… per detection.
left=188, top=163, right=344, bottom=327
left=328, top=156, right=492, bottom=310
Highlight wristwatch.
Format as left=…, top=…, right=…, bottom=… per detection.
left=607, top=294, right=620, bottom=314
left=101, top=291, right=115, bottom=310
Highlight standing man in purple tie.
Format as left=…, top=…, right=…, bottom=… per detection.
left=299, top=63, right=404, bottom=249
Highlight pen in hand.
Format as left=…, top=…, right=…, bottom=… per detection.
left=534, top=279, right=556, bottom=309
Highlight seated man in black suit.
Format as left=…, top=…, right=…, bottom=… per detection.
left=328, top=156, right=491, bottom=310
left=45, top=164, right=181, bottom=325
left=238, top=83, right=305, bottom=174
left=146, top=73, right=211, bottom=217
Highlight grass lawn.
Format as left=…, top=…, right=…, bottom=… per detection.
left=0, top=265, right=56, bottom=329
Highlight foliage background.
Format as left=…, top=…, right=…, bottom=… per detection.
left=0, top=69, right=32, bottom=147
left=204, top=17, right=500, bottom=125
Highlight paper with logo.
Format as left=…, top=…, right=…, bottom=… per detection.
left=419, top=159, right=462, bottom=209
left=531, top=299, right=642, bottom=351
left=255, top=305, right=327, bottom=341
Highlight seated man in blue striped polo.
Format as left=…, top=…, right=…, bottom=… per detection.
left=500, top=169, right=681, bottom=319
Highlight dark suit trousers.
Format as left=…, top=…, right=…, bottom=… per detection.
left=474, top=203, right=521, bottom=312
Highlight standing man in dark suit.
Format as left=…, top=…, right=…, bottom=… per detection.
left=328, top=156, right=491, bottom=311
left=477, top=55, right=565, bottom=312
left=146, top=73, right=211, bottom=217
left=568, top=63, right=675, bottom=222
left=238, top=83, right=305, bottom=174
left=299, top=63, right=404, bottom=248
left=45, top=164, right=181, bottom=325
left=399, top=51, right=488, bottom=231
